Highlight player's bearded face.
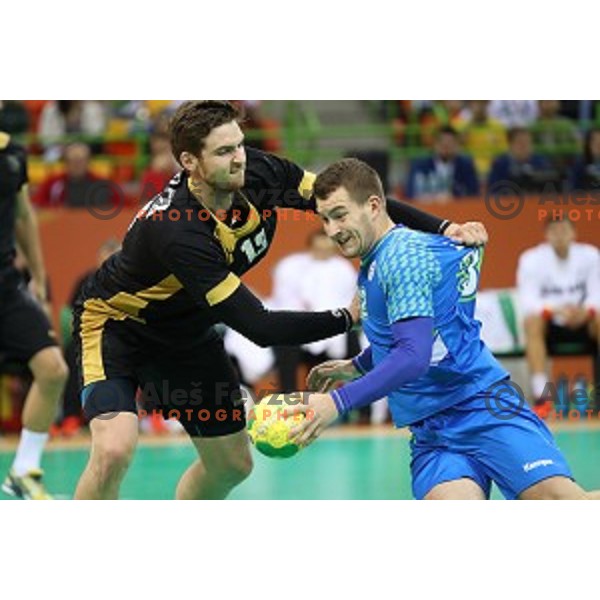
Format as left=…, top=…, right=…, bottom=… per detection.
left=198, top=121, right=246, bottom=192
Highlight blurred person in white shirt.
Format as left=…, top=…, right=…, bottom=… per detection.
left=517, top=216, right=600, bottom=417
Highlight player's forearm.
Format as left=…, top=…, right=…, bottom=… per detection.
left=385, top=198, right=451, bottom=235
left=15, top=210, right=47, bottom=284
left=213, top=285, right=353, bottom=347
left=332, top=318, right=432, bottom=414
left=352, top=346, right=373, bottom=374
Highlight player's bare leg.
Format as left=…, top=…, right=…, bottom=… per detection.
left=74, top=413, right=138, bottom=499
left=176, top=429, right=253, bottom=500
left=3, top=347, right=68, bottom=499
left=523, top=315, right=549, bottom=397
left=424, top=478, right=487, bottom=500
left=22, top=347, right=68, bottom=432
left=519, top=476, right=600, bottom=499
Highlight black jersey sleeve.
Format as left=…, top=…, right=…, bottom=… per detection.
left=244, top=147, right=315, bottom=212
left=212, top=283, right=351, bottom=347
left=385, top=198, right=450, bottom=234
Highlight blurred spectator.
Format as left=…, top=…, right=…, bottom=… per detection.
left=38, top=101, right=107, bottom=160
left=569, top=128, right=600, bottom=191
left=239, top=101, right=280, bottom=153
left=55, top=238, right=122, bottom=437
left=416, top=101, right=465, bottom=147
left=488, top=100, right=539, bottom=128
left=139, top=130, right=178, bottom=203
left=405, top=126, right=479, bottom=201
left=517, top=216, right=600, bottom=418
left=533, top=100, right=580, bottom=171
left=458, top=100, right=508, bottom=177
left=488, top=128, right=558, bottom=192
left=0, top=101, right=29, bottom=135
left=270, top=230, right=359, bottom=391
left=33, top=142, right=118, bottom=209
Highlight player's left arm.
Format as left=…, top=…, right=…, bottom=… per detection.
left=290, top=317, right=433, bottom=446
left=290, top=238, right=439, bottom=445
left=15, top=184, right=48, bottom=305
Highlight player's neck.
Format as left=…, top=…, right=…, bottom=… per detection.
left=363, top=217, right=396, bottom=257
left=373, top=217, right=395, bottom=245
left=188, top=177, right=234, bottom=213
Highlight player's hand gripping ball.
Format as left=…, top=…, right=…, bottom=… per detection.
left=247, top=394, right=306, bottom=459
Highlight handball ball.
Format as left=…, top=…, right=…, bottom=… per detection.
left=247, top=395, right=305, bottom=459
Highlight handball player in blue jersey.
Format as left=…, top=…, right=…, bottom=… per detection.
left=289, top=158, right=600, bottom=500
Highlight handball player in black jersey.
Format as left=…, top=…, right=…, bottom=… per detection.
left=0, top=132, right=68, bottom=500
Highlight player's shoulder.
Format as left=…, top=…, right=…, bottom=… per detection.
left=573, top=242, right=600, bottom=261
left=244, top=147, right=301, bottom=187
left=0, top=134, right=27, bottom=162
left=377, top=228, right=442, bottom=278
left=519, top=243, right=550, bottom=265
left=381, top=227, right=443, bottom=256
left=134, top=172, right=215, bottom=239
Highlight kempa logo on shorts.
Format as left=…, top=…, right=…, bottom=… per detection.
left=523, top=459, right=554, bottom=473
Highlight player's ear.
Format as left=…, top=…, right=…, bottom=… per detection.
left=367, top=194, right=384, bottom=216
left=180, top=151, right=198, bottom=172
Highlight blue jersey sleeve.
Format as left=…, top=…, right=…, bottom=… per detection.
left=378, top=235, right=441, bottom=322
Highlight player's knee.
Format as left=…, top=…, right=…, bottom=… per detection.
left=36, top=353, right=69, bottom=390
left=220, top=453, right=254, bottom=487
left=94, top=443, right=136, bottom=481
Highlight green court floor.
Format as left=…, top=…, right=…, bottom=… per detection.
left=2, top=427, right=600, bottom=499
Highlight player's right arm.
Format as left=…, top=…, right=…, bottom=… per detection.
left=159, top=226, right=356, bottom=347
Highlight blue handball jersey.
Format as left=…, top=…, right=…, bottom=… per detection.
left=358, top=226, right=508, bottom=427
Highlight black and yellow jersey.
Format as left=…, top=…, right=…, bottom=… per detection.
left=76, top=148, right=318, bottom=332
left=0, top=133, right=27, bottom=281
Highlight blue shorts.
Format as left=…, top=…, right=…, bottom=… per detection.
left=409, top=382, right=573, bottom=499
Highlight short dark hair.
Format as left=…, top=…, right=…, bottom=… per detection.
left=169, top=101, right=240, bottom=165
left=314, top=158, right=385, bottom=205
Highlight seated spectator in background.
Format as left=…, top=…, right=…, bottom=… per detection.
left=139, top=130, right=178, bottom=203
left=270, top=231, right=359, bottom=390
left=458, top=100, right=507, bottom=177
left=488, top=100, right=539, bottom=128
left=488, top=128, right=558, bottom=192
left=33, top=142, right=118, bottom=209
left=517, top=216, right=600, bottom=418
left=569, top=128, right=600, bottom=191
left=416, top=101, right=465, bottom=147
left=533, top=100, right=580, bottom=172
left=0, top=101, right=29, bottom=135
left=38, top=101, right=107, bottom=160
left=405, top=126, right=480, bottom=201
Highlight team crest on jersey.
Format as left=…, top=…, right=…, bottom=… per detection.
left=368, top=261, right=377, bottom=282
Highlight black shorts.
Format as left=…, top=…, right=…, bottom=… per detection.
left=0, top=283, right=58, bottom=365
left=546, top=322, right=598, bottom=355
left=74, top=308, right=246, bottom=438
